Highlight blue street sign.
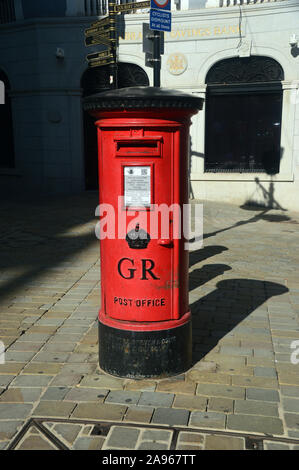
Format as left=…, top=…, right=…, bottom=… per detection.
left=150, top=8, right=171, bottom=32
left=150, top=0, right=171, bottom=10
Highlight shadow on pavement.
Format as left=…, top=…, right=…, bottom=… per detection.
left=189, top=264, right=232, bottom=291
left=189, top=245, right=228, bottom=267
left=0, top=193, right=99, bottom=304
left=190, top=278, right=289, bottom=365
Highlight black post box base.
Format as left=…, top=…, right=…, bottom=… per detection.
left=98, top=320, right=192, bottom=379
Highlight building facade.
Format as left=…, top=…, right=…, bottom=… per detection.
left=0, top=0, right=298, bottom=211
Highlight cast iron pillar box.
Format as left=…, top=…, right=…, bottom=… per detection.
left=84, top=87, right=203, bottom=378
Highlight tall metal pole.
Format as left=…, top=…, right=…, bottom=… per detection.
left=153, top=31, right=161, bottom=87
left=109, top=0, right=117, bottom=89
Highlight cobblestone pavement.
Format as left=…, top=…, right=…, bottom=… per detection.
left=0, top=193, right=299, bottom=450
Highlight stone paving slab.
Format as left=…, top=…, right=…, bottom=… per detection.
left=0, top=195, right=299, bottom=450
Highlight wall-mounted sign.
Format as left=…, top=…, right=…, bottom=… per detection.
left=167, top=53, right=188, bottom=75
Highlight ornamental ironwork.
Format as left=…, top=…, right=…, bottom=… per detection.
left=206, top=56, right=284, bottom=84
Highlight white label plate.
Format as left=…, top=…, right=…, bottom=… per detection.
left=124, top=166, right=151, bottom=207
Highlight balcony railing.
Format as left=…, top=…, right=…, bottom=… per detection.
left=0, top=0, right=15, bottom=24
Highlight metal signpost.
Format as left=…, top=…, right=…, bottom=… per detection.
left=149, top=0, right=171, bottom=87
left=84, top=0, right=171, bottom=88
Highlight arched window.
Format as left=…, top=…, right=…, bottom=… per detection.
left=0, top=70, right=15, bottom=168
left=81, top=63, right=149, bottom=190
left=205, top=56, right=284, bottom=175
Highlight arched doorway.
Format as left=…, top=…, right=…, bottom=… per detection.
left=81, top=63, right=149, bottom=190
left=0, top=70, right=15, bottom=168
left=205, top=56, right=284, bottom=175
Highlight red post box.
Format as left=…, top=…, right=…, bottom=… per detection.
left=84, top=87, right=203, bottom=378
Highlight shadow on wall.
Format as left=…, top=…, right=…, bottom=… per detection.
left=242, top=176, right=287, bottom=212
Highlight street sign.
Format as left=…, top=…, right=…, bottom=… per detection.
left=87, top=49, right=112, bottom=62
left=85, top=30, right=112, bottom=47
left=115, top=1, right=150, bottom=13
left=85, top=23, right=110, bottom=37
left=150, top=0, right=171, bottom=10
left=90, top=16, right=110, bottom=28
left=88, top=57, right=114, bottom=68
left=150, top=8, right=171, bottom=32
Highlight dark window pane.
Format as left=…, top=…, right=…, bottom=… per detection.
left=205, top=91, right=282, bottom=174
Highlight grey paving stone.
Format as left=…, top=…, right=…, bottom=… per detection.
left=264, top=442, right=291, bottom=450
left=48, top=334, right=84, bottom=343
left=66, top=353, right=90, bottom=363
left=0, top=441, right=8, bottom=450
left=196, top=383, right=245, bottom=400
left=138, top=392, right=174, bottom=408
left=0, top=403, right=33, bottom=420
left=52, top=423, right=82, bottom=446
left=103, top=426, right=141, bottom=450
left=58, top=364, right=96, bottom=375
left=137, top=442, right=170, bottom=450
left=0, top=375, right=15, bottom=387
left=50, top=374, right=82, bottom=387
left=246, top=388, right=280, bottom=402
left=227, top=414, right=284, bottom=435
left=79, top=374, right=124, bottom=390
left=32, top=352, right=70, bottom=363
left=253, top=349, right=275, bottom=358
left=124, top=405, right=154, bottom=424
left=57, top=327, right=89, bottom=334
left=254, top=367, right=277, bottom=378
left=5, top=351, right=36, bottom=362
left=35, top=318, right=65, bottom=326
left=41, top=342, right=77, bottom=353
left=176, top=431, right=204, bottom=448
left=0, top=420, right=24, bottom=440
left=105, top=390, right=141, bottom=406
left=205, top=434, right=245, bottom=450
left=140, top=429, right=173, bottom=443
left=189, top=411, right=226, bottom=430
left=152, top=408, right=189, bottom=426
left=234, top=399, right=279, bottom=417
left=10, top=375, right=53, bottom=388
left=284, top=413, right=299, bottom=430
left=280, top=385, right=299, bottom=398
left=220, top=346, right=253, bottom=357
left=41, top=387, right=70, bottom=401
left=282, top=398, right=299, bottom=413
left=0, top=387, right=43, bottom=403
left=73, top=436, right=105, bottom=450
left=20, top=334, right=51, bottom=342
left=8, top=342, right=44, bottom=352
left=64, top=387, right=109, bottom=402
left=208, top=397, right=233, bottom=413
left=32, top=401, right=76, bottom=418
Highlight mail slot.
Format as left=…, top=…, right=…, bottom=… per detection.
left=115, top=137, right=163, bottom=157
left=84, top=87, right=203, bottom=378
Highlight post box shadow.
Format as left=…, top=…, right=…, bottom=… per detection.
left=189, top=264, right=232, bottom=291
left=189, top=245, right=229, bottom=268
left=189, top=279, right=289, bottom=367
